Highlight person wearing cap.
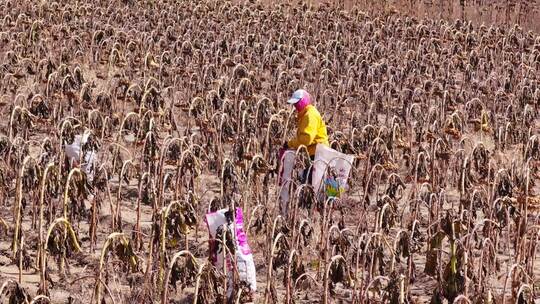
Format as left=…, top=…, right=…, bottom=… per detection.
left=285, top=89, right=329, bottom=157
left=283, top=89, right=329, bottom=185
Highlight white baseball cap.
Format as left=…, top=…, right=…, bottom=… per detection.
left=287, top=89, right=308, bottom=104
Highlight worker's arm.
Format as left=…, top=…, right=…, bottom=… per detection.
left=288, top=112, right=317, bottom=150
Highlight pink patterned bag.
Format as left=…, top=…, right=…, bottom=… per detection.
left=205, top=208, right=257, bottom=295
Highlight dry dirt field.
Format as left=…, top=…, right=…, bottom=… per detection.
left=1, top=0, right=540, bottom=303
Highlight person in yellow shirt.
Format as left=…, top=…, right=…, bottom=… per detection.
left=284, top=89, right=329, bottom=183
left=285, top=89, right=329, bottom=156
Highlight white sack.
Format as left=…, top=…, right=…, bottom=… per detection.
left=278, top=150, right=296, bottom=215
left=64, top=133, right=97, bottom=182
left=312, top=144, right=355, bottom=196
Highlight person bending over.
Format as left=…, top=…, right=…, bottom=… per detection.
left=284, top=89, right=329, bottom=183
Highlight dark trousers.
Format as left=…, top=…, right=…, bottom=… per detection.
left=300, top=155, right=315, bottom=184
